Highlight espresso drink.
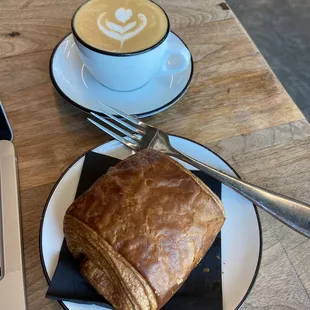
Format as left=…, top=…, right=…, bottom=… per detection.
left=73, top=0, right=169, bottom=53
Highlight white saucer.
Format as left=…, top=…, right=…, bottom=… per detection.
left=40, top=136, right=262, bottom=310
left=50, top=33, right=193, bottom=118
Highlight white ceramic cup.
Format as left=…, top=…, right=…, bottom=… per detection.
left=72, top=3, right=191, bottom=91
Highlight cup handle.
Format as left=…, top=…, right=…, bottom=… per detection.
left=159, top=42, right=191, bottom=76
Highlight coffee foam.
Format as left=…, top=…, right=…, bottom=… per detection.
left=73, top=0, right=169, bottom=53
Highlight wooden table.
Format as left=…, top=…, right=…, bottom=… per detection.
left=0, top=0, right=309, bottom=309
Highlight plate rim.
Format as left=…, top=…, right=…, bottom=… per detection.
left=49, top=32, right=194, bottom=118
left=39, top=135, right=263, bottom=310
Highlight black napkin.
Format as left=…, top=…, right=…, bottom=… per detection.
left=47, top=151, right=223, bottom=309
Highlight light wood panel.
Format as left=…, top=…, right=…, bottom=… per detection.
left=0, top=0, right=308, bottom=309
left=0, top=0, right=233, bottom=58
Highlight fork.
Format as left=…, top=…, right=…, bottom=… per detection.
left=88, top=104, right=310, bottom=238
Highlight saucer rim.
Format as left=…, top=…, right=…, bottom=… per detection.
left=49, top=31, right=194, bottom=117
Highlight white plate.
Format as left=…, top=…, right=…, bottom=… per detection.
left=50, top=33, right=193, bottom=118
left=40, top=136, right=262, bottom=310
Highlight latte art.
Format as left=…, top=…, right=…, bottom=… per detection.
left=73, top=0, right=169, bottom=53
left=97, top=8, right=147, bottom=48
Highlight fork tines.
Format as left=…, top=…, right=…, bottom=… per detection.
left=87, top=103, right=146, bottom=150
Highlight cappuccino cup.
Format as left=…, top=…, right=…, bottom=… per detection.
left=72, top=0, right=191, bottom=91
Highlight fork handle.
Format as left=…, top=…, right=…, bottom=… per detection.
left=169, top=148, right=310, bottom=238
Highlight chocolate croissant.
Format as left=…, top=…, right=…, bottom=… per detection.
left=64, top=148, right=225, bottom=310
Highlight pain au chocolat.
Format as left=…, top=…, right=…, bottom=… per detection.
left=64, top=148, right=225, bottom=310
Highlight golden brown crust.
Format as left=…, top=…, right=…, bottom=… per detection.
left=65, top=215, right=157, bottom=310
left=64, top=149, right=225, bottom=309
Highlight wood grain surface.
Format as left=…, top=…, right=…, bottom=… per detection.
left=0, top=0, right=309, bottom=309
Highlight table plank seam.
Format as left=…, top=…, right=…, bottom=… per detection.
left=276, top=239, right=310, bottom=301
